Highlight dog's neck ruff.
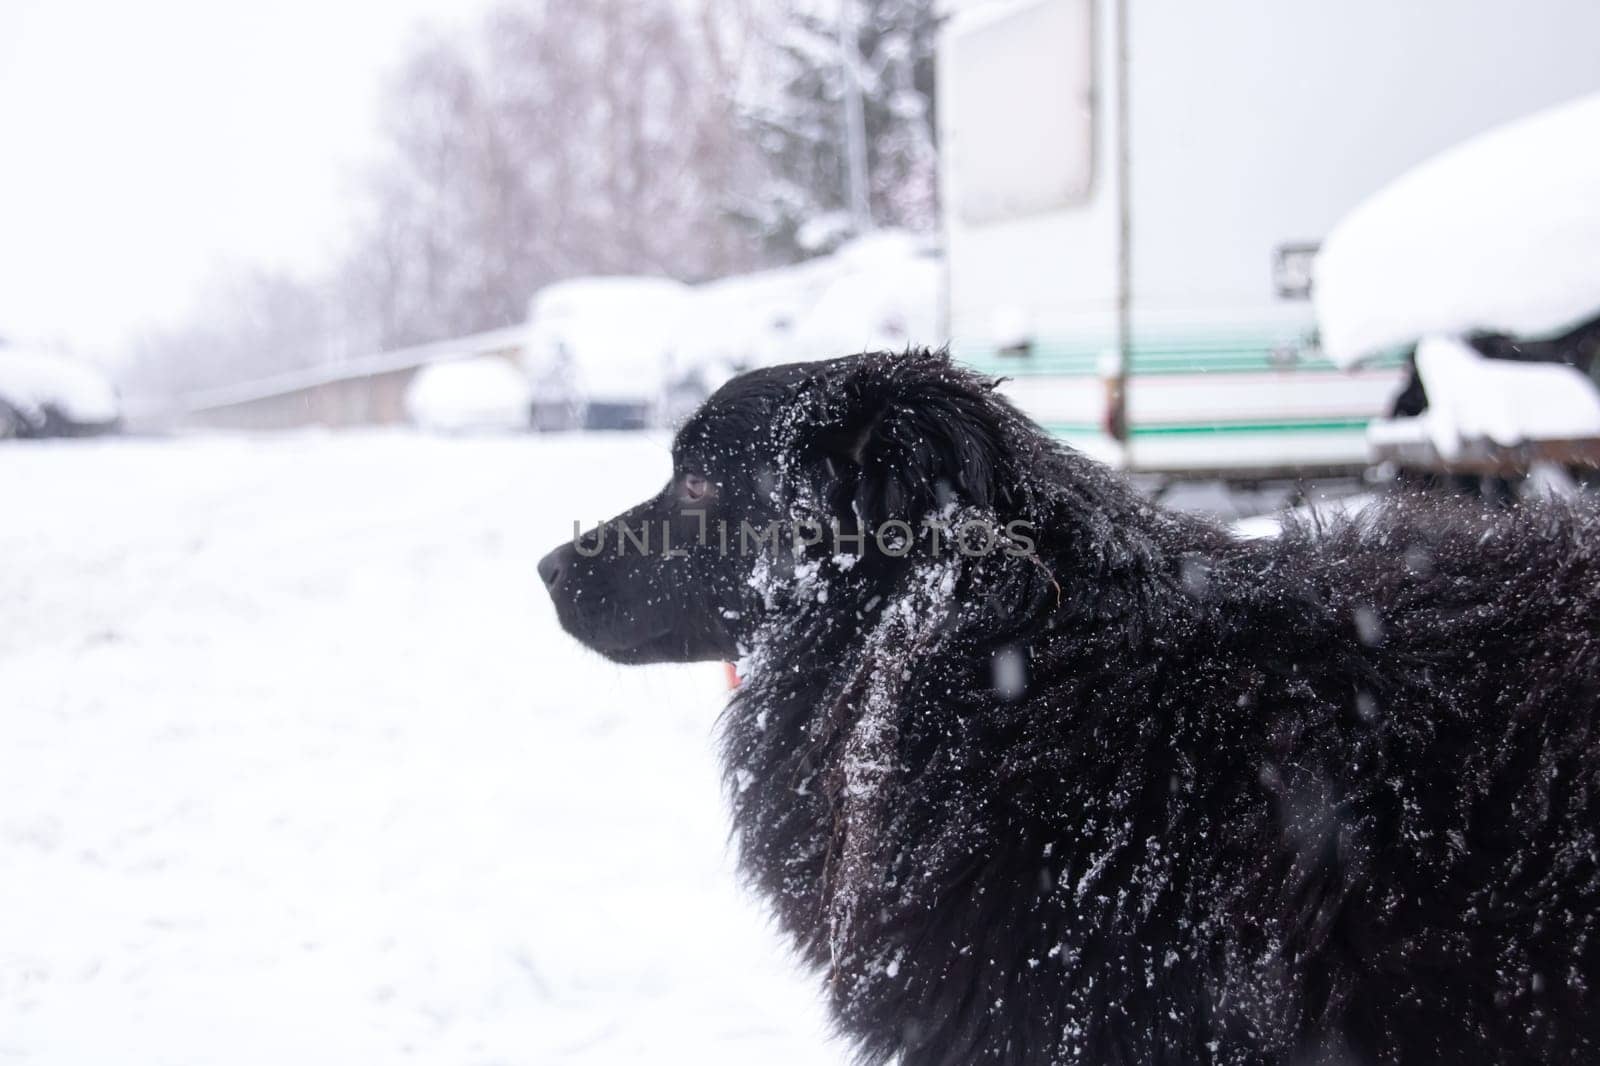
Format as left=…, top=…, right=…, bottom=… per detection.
left=726, top=528, right=976, bottom=968
left=822, top=557, right=961, bottom=980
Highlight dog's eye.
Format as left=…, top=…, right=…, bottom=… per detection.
left=682, top=474, right=710, bottom=501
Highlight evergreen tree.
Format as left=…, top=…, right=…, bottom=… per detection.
left=733, top=0, right=939, bottom=258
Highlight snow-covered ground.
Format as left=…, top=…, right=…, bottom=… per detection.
left=0, top=432, right=835, bottom=1065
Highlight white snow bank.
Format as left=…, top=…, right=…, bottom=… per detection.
left=403, top=355, right=531, bottom=432
left=1370, top=335, right=1600, bottom=459
left=1316, top=92, right=1600, bottom=367
left=0, top=346, right=119, bottom=424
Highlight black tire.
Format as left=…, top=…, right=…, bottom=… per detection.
left=0, top=399, right=20, bottom=440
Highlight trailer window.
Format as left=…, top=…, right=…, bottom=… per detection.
left=945, top=0, right=1095, bottom=223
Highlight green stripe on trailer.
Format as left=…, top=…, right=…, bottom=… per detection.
left=1041, top=419, right=1371, bottom=438
left=1129, top=418, right=1370, bottom=436
left=954, top=341, right=1409, bottom=377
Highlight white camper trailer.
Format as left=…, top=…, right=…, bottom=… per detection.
left=937, top=0, right=1600, bottom=476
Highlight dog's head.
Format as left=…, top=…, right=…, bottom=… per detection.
left=539, top=349, right=1033, bottom=664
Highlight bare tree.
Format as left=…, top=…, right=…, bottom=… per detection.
left=343, top=0, right=767, bottom=350
left=126, top=0, right=939, bottom=399
left=342, top=32, right=499, bottom=349
left=127, top=266, right=339, bottom=397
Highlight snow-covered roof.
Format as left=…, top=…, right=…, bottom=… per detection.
left=1315, top=91, right=1600, bottom=367
left=171, top=325, right=530, bottom=415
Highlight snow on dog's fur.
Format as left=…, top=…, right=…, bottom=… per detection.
left=540, top=349, right=1600, bottom=1064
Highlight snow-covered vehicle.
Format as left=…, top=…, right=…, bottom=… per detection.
left=523, top=277, right=691, bottom=431
left=1316, top=91, right=1600, bottom=481
left=789, top=233, right=942, bottom=359
left=662, top=231, right=943, bottom=424
left=0, top=345, right=120, bottom=439
left=936, top=0, right=1600, bottom=477
left=658, top=265, right=821, bottom=426
left=403, top=355, right=533, bottom=434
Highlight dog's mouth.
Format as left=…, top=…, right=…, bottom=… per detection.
left=557, top=612, right=732, bottom=665
left=541, top=542, right=740, bottom=665
left=584, top=626, right=688, bottom=664
left=550, top=606, right=671, bottom=660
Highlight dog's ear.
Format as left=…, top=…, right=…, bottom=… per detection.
left=810, top=351, right=1010, bottom=529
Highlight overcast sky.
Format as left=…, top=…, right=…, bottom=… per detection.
left=0, top=0, right=491, bottom=359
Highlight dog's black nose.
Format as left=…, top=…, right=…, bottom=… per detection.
left=538, top=545, right=569, bottom=591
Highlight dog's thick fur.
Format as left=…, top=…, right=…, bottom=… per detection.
left=541, top=350, right=1600, bottom=1064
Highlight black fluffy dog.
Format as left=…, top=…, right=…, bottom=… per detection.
left=539, top=349, right=1600, bottom=1064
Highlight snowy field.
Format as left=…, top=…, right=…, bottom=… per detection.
left=0, top=432, right=836, bottom=1065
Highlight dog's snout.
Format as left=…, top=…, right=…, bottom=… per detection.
left=538, top=544, right=571, bottom=591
